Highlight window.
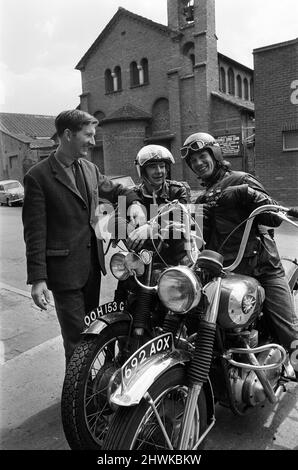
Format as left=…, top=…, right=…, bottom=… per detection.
left=140, top=58, right=149, bottom=84
left=250, top=78, right=254, bottom=101
left=130, top=61, right=139, bottom=86
left=220, top=67, right=226, bottom=93
left=236, top=75, right=242, bottom=98
left=4, top=181, right=20, bottom=190
left=130, top=59, right=149, bottom=87
left=243, top=78, right=249, bottom=100
left=190, top=53, right=195, bottom=68
left=283, top=130, right=298, bottom=151
left=228, top=68, right=235, bottom=95
left=105, top=69, right=113, bottom=93
left=9, top=155, right=18, bottom=169
left=113, top=66, right=122, bottom=91
left=182, top=42, right=195, bottom=73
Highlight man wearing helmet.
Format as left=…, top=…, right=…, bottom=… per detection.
left=127, top=144, right=189, bottom=262
left=181, top=132, right=298, bottom=378
left=113, top=144, right=190, bottom=303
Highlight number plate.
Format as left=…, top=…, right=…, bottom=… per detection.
left=84, top=300, right=125, bottom=327
left=121, top=333, right=173, bottom=387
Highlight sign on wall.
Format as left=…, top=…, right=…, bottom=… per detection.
left=215, top=134, right=241, bottom=156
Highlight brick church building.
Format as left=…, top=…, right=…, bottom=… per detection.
left=76, top=0, right=255, bottom=189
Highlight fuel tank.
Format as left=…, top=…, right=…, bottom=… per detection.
left=217, top=273, right=265, bottom=329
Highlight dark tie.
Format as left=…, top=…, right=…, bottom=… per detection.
left=73, top=159, right=89, bottom=207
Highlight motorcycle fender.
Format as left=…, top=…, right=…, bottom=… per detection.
left=81, top=311, right=132, bottom=336
left=110, top=348, right=215, bottom=424
left=110, top=349, right=190, bottom=407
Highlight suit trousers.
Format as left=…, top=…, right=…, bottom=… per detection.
left=53, top=238, right=101, bottom=365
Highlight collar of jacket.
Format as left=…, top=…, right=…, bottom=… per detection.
left=138, top=180, right=170, bottom=200
left=56, top=148, right=75, bottom=166
left=201, top=167, right=229, bottom=189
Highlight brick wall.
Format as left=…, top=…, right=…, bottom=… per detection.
left=254, top=40, right=298, bottom=205
left=0, top=133, right=32, bottom=182
left=81, top=17, right=173, bottom=118
left=102, top=120, right=148, bottom=182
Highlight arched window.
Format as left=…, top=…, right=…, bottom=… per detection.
left=105, top=69, right=113, bottom=93
left=140, top=58, right=149, bottom=84
left=236, top=75, right=242, bottom=98
left=244, top=78, right=249, bottom=100
left=220, top=67, right=226, bottom=93
left=250, top=78, right=254, bottom=101
left=114, top=66, right=122, bottom=91
left=182, top=42, right=195, bottom=73
left=228, top=68, right=235, bottom=95
left=130, top=61, right=139, bottom=86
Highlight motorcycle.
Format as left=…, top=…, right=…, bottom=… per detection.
left=61, top=202, right=197, bottom=449
left=103, top=203, right=298, bottom=450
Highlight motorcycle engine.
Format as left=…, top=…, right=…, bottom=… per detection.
left=216, top=273, right=265, bottom=329
left=229, top=348, right=283, bottom=408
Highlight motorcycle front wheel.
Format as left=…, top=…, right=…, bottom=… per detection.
left=61, top=321, right=131, bottom=450
left=103, top=365, right=207, bottom=450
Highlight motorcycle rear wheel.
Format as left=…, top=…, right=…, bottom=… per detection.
left=61, top=321, right=131, bottom=450
left=103, top=365, right=207, bottom=450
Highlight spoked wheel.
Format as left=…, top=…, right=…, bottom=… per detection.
left=103, top=365, right=207, bottom=450
left=61, top=321, right=132, bottom=449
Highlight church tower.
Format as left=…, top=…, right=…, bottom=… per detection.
left=167, top=0, right=195, bottom=30
left=167, top=0, right=219, bottom=182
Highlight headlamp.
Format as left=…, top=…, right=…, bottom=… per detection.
left=157, top=266, right=202, bottom=313
left=110, top=252, right=145, bottom=281
left=110, top=252, right=130, bottom=281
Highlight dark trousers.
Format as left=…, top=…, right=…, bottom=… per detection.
left=261, top=276, right=298, bottom=363
left=53, top=247, right=101, bottom=365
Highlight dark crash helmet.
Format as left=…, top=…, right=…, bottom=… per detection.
left=180, top=132, right=223, bottom=172
left=135, top=144, right=175, bottom=179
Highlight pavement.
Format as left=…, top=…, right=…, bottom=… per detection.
left=0, top=282, right=68, bottom=450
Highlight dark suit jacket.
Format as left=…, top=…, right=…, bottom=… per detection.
left=22, top=151, right=139, bottom=292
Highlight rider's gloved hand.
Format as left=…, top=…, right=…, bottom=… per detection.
left=127, top=202, right=147, bottom=228
left=288, top=207, right=298, bottom=219
left=127, top=223, right=151, bottom=251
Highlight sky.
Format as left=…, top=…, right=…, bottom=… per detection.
left=0, top=0, right=297, bottom=116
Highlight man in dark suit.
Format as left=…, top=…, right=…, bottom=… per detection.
left=22, top=109, right=145, bottom=364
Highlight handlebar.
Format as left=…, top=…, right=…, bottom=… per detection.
left=145, top=200, right=201, bottom=266
left=224, top=205, right=298, bottom=272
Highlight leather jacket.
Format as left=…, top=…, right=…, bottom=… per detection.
left=133, top=180, right=189, bottom=264
left=196, top=170, right=284, bottom=279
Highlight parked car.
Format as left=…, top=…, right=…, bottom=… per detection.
left=0, top=180, right=24, bottom=206
left=109, top=175, right=135, bottom=189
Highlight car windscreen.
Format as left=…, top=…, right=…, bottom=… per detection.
left=112, top=177, right=135, bottom=188
left=3, top=182, right=20, bottom=190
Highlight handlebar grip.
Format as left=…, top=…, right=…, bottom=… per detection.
left=288, top=207, right=298, bottom=219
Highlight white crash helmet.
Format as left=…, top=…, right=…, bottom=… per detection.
left=135, top=145, right=175, bottom=178
left=180, top=132, right=223, bottom=170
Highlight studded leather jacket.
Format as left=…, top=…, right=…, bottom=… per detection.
left=196, top=170, right=284, bottom=278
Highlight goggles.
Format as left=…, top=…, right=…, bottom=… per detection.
left=180, top=140, right=217, bottom=159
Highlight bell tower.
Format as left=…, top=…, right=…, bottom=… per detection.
left=167, top=0, right=194, bottom=30
left=167, top=0, right=219, bottom=183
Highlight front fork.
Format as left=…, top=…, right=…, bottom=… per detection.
left=177, top=277, right=222, bottom=449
